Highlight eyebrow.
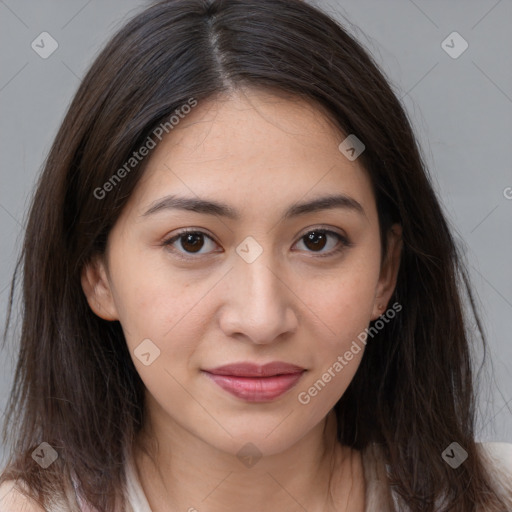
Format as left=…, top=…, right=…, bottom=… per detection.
left=142, top=193, right=366, bottom=221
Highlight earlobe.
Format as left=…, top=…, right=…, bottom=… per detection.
left=371, top=223, right=403, bottom=320
left=80, top=254, right=119, bottom=321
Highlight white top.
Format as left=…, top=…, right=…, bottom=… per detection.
left=120, top=442, right=512, bottom=512
left=2, top=442, right=511, bottom=511
left=123, top=452, right=153, bottom=512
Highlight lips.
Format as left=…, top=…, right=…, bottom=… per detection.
left=202, top=362, right=306, bottom=402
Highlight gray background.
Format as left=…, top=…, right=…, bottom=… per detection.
left=1, top=0, right=511, bottom=465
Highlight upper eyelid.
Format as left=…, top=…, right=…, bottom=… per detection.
left=165, top=226, right=347, bottom=242
left=163, top=227, right=349, bottom=251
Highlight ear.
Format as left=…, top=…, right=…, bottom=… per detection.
left=371, top=223, right=403, bottom=320
left=81, top=254, right=119, bottom=321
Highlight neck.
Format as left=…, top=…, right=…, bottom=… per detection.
left=133, top=407, right=365, bottom=512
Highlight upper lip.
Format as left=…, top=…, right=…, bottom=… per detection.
left=204, top=362, right=305, bottom=377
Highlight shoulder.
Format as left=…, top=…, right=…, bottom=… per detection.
left=477, top=441, right=512, bottom=504
left=0, top=479, right=46, bottom=512
left=477, top=441, right=512, bottom=475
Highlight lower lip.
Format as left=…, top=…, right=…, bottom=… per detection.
left=203, top=371, right=305, bottom=402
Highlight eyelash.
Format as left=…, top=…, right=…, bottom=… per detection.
left=161, top=227, right=352, bottom=261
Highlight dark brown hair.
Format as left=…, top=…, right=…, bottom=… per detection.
left=1, top=0, right=510, bottom=511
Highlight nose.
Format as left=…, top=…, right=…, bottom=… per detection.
left=218, top=251, right=299, bottom=345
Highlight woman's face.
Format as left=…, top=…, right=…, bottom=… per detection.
left=82, top=88, right=402, bottom=457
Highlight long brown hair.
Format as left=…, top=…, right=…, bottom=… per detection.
left=1, top=1, right=510, bottom=511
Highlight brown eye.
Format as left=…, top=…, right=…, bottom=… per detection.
left=303, top=231, right=328, bottom=251
left=163, top=230, right=218, bottom=259
left=162, top=227, right=351, bottom=262
left=179, top=232, right=205, bottom=253
left=294, top=229, right=350, bottom=257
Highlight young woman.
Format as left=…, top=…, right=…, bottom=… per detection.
left=1, top=0, right=511, bottom=511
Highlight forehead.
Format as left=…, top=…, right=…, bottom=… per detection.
left=126, top=88, right=376, bottom=222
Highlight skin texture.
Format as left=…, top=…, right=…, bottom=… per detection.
left=81, top=88, right=402, bottom=512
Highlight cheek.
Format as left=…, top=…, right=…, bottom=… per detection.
left=111, top=264, right=206, bottom=405
left=295, top=273, right=374, bottom=412
left=295, top=253, right=380, bottom=405
left=308, top=258, right=381, bottom=345
left=107, top=261, right=202, bottom=373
